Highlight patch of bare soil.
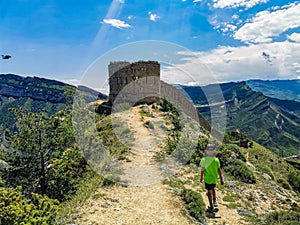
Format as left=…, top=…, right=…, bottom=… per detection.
left=200, top=191, right=249, bottom=225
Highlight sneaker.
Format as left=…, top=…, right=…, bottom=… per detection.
left=213, top=199, right=218, bottom=207
left=206, top=206, right=214, bottom=213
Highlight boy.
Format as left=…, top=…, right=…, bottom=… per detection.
left=200, top=143, right=224, bottom=212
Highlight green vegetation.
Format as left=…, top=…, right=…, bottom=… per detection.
left=288, top=172, right=300, bottom=193
left=163, top=177, right=206, bottom=223
left=223, top=159, right=256, bottom=184
left=2, top=107, right=76, bottom=197
left=47, top=147, right=89, bottom=201
left=0, top=186, right=59, bottom=225
left=245, top=143, right=300, bottom=193
left=181, top=189, right=206, bottom=222
left=223, top=193, right=240, bottom=202
left=0, top=89, right=127, bottom=223
left=263, top=210, right=300, bottom=225
left=257, top=164, right=275, bottom=180
left=277, top=178, right=292, bottom=190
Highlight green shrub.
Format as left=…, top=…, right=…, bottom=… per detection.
left=164, top=131, right=180, bottom=154
left=0, top=186, right=59, bottom=225
left=181, top=188, right=206, bottom=222
left=277, top=178, right=292, bottom=190
left=140, top=109, right=151, bottom=117
left=47, top=147, right=89, bottom=201
left=288, top=172, right=300, bottom=193
left=217, top=146, right=234, bottom=167
left=223, top=193, right=240, bottom=202
left=264, top=211, right=300, bottom=225
left=224, top=159, right=256, bottom=183
left=257, top=164, right=275, bottom=180
left=226, top=144, right=246, bottom=162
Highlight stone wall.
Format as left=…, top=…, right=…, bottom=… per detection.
left=107, top=61, right=215, bottom=135
left=109, top=61, right=160, bottom=103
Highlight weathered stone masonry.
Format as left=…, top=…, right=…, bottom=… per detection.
left=108, top=60, right=212, bottom=133
left=109, top=61, right=160, bottom=104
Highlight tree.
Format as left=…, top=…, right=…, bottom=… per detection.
left=3, top=107, right=75, bottom=196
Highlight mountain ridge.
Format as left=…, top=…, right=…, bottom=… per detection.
left=246, top=79, right=300, bottom=102
left=181, top=81, right=300, bottom=157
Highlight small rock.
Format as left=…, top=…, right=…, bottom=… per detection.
left=262, top=173, right=272, bottom=181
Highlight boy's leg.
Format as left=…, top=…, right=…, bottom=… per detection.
left=207, top=189, right=214, bottom=209
left=212, top=188, right=218, bottom=207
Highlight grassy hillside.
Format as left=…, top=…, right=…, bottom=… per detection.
left=181, top=82, right=300, bottom=157
left=0, top=74, right=106, bottom=134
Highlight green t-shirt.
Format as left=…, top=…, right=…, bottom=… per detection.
left=200, top=156, right=220, bottom=184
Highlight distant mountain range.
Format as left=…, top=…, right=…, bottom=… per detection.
left=0, top=74, right=106, bottom=134
left=181, top=81, right=300, bottom=157
left=1, top=74, right=299, bottom=157
left=246, top=79, right=300, bottom=102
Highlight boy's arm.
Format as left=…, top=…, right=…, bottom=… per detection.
left=218, top=168, right=224, bottom=185
left=200, top=167, right=205, bottom=183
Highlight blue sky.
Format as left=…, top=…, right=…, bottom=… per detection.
left=1, top=0, right=300, bottom=92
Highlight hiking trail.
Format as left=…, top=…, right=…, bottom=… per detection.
left=74, top=106, right=194, bottom=225
left=72, top=106, right=246, bottom=225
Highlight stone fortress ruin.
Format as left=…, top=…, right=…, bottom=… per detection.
left=107, top=60, right=213, bottom=133
left=108, top=61, right=160, bottom=104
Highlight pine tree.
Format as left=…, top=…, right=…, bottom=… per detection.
left=3, top=107, right=75, bottom=196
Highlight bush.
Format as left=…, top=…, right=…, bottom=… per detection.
left=264, top=211, right=300, bottom=225
left=257, top=164, right=275, bottom=180
left=277, top=178, right=292, bottom=190
left=217, top=146, right=234, bottom=167
left=288, top=172, right=300, bottom=193
left=226, top=144, right=246, bottom=162
left=181, top=188, right=206, bottom=222
left=47, top=147, right=89, bottom=201
left=224, top=159, right=256, bottom=183
left=0, top=186, right=59, bottom=225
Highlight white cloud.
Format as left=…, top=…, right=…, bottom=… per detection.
left=221, top=23, right=237, bottom=33
left=287, top=33, right=300, bottom=43
left=103, top=18, right=131, bottom=29
left=193, top=0, right=202, bottom=2
left=213, top=0, right=268, bottom=9
left=148, top=12, right=160, bottom=22
left=162, top=42, right=300, bottom=85
left=234, top=2, right=300, bottom=43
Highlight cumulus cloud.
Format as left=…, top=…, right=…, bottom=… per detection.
left=148, top=12, right=160, bottom=21
left=103, top=18, right=131, bottom=29
left=233, top=2, right=300, bottom=43
left=287, top=33, right=300, bottom=42
left=212, top=0, right=268, bottom=9
left=162, top=42, right=300, bottom=85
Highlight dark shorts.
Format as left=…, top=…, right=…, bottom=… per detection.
left=205, top=183, right=216, bottom=190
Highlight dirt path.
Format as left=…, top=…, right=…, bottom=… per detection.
left=74, top=106, right=194, bottom=225
left=200, top=191, right=248, bottom=225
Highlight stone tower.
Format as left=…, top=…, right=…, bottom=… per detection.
left=105, top=60, right=213, bottom=135
left=108, top=61, right=160, bottom=104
